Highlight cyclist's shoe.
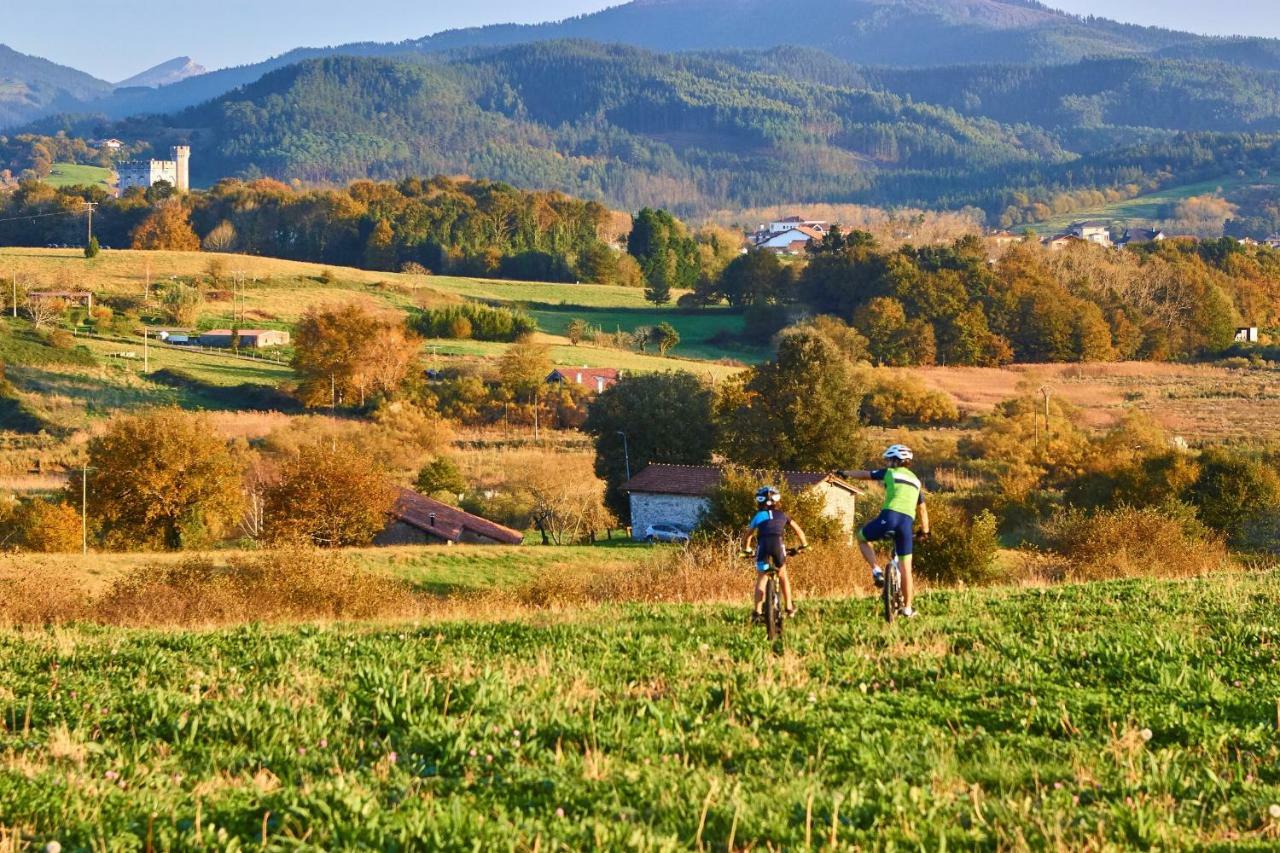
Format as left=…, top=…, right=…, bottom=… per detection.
left=750, top=611, right=765, bottom=625
left=899, top=606, right=918, bottom=619
left=871, top=567, right=885, bottom=588
left=784, top=606, right=798, bottom=619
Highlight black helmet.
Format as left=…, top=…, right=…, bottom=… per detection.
left=755, top=485, right=781, bottom=508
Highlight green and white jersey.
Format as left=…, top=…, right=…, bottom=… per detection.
left=870, top=467, right=925, bottom=517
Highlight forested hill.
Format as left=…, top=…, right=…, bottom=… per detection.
left=103, top=44, right=1063, bottom=213
left=0, top=44, right=111, bottom=127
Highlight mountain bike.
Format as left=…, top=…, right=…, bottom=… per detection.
left=746, top=546, right=805, bottom=641
left=882, top=545, right=905, bottom=624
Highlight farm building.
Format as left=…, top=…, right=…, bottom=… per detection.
left=621, top=464, right=864, bottom=540
left=1235, top=326, right=1260, bottom=343
left=375, top=489, right=523, bottom=546
left=547, top=367, right=620, bottom=394
left=197, top=329, right=290, bottom=348
left=26, top=290, right=93, bottom=308
left=148, top=327, right=192, bottom=344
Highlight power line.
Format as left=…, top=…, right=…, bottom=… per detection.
left=0, top=209, right=86, bottom=225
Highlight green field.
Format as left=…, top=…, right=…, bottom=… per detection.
left=43, top=162, right=113, bottom=190
left=424, top=337, right=744, bottom=380
left=1032, top=174, right=1280, bottom=234
left=2, top=571, right=1278, bottom=848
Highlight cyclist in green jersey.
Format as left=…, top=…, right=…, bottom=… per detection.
left=838, top=444, right=931, bottom=618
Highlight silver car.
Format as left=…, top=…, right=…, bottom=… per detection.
left=644, top=523, right=691, bottom=544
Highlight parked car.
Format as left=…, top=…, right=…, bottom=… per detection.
left=643, top=523, right=690, bottom=544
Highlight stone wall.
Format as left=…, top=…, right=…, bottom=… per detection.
left=628, top=493, right=706, bottom=539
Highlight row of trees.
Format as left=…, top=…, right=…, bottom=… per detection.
left=692, top=229, right=1280, bottom=363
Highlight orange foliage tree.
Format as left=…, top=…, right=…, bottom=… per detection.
left=130, top=202, right=201, bottom=251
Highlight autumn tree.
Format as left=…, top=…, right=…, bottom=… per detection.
left=717, top=327, right=869, bottom=470
left=498, top=335, right=552, bottom=403
left=202, top=220, right=238, bottom=252
left=75, top=410, right=245, bottom=550
left=650, top=321, right=680, bottom=356
left=161, top=283, right=203, bottom=326
left=131, top=202, right=201, bottom=251
left=263, top=443, right=396, bottom=547
left=13, top=499, right=82, bottom=553
left=292, top=304, right=422, bottom=408
left=566, top=318, right=589, bottom=345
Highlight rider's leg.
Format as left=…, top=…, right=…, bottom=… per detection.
left=901, top=554, right=914, bottom=608
left=753, top=569, right=768, bottom=614
left=858, top=539, right=880, bottom=569
left=779, top=567, right=794, bottom=610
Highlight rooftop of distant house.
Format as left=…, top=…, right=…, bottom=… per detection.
left=622, top=464, right=863, bottom=497
left=389, top=488, right=523, bottom=545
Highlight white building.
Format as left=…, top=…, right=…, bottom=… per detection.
left=621, top=464, right=864, bottom=540
left=753, top=225, right=826, bottom=254
left=768, top=216, right=828, bottom=235
left=1067, top=221, right=1113, bottom=247
left=116, top=145, right=190, bottom=194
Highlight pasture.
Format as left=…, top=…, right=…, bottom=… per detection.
left=42, top=163, right=113, bottom=191
left=1030, top=174, right=1280, bottom=234
left=1, top=570, right=1278, bottom=848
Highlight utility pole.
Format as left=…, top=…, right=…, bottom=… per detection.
left=142, top=327, right=149, bottom=373
left=10, top=261, right=16, bottom=318
left=1041, top=385, right=1052, bottom=443
left=83, top=202, right=98, bottom=248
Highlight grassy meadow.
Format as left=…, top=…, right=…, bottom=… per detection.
left=42, top=163, right=113, bottom=191
left=3, top=570, right=1279, bottom=848
left=1030, top=174, right=1280, bottom=234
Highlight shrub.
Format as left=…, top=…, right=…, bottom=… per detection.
left=413, top=303, right=536, bottom=342
left=912, top=501, right=1001, bottom=585
left=46, top=329, right=75, bottom=350
left=697, top=465, right=846, bottom=543
left=1186, top=449, right=1280, bottom=545
left=13, top=499, right=82, bottom=553
left=1038, top=503, right=1227, bottom=582
left=860, top=372, right=959, bottom=426
left=400, top=261, right=431, bottom=276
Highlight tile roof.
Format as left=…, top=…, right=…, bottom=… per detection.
left=547, top=367, right=620, bottom=384
left=622, top=464, right=862, bottom=497
left=390, top=488, right=524, bottom=545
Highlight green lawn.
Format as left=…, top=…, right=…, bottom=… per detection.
left=1032, top=174, right=1280, bottom=234
left=3, top=571, right=1279, bottom=847
left=43, top=162, right=113, bottom=190
left=73, top=335, right=292, bottom=389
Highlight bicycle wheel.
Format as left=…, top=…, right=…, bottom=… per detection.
left=765, top=575, right=783, bottom=640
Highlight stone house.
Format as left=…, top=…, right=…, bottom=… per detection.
left=547, top=367, right=620, bottom=394
left=621, top=464, right=864, bottom=540
left=375, top=488, right=523, bottom=546
left=197, top=329, right=290, bottom=348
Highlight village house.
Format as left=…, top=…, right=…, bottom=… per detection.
left=148, top=327, right=193, bottom=344
left=748, top=215, right=831, bottom=255
left=1266, top=234, right=1280, bottom=250
left=1118, top=227, right=1165, bottom=248
left=1235, top=326, right=1260, bottom=344
left=197, top=329, right=290, bottom=349
left=547, top=366, right=620, bottom=394
left=621, top=464, right=865, bottom=541
left=92, top=138, right=124, bottom=150
left=1042, top=234, right=1082, bottom=251
left=375, top=488, right=523, bottom=546
left=1066, top=221, right=1113, bottom=247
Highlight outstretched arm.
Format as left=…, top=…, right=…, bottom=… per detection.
left=788, top=519, right=809, bottom=549
left=837, top=469, right=875, bottom=481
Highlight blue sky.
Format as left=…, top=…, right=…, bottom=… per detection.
left=9, top=0, right=1280, bottom=81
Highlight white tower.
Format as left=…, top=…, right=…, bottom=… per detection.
left=172, top=145, right=191, bottom=193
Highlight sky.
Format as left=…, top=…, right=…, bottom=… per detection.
left=8, top=0, right=1280, bottom=82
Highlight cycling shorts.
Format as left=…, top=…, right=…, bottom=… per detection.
left=756, top=538, right=787, bottom=573
left=859, top=509, right=915, bottom=557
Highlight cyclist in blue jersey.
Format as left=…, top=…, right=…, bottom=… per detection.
left=839, top=445, right=931, bottom=618
left=741, top=485, right=809, bottom=622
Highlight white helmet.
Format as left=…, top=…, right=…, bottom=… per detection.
left=883, top=444, right=914, bottom=462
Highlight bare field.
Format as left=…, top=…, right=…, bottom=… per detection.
left=911, top=361, right=1280, bottom=441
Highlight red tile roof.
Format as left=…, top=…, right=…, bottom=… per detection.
left=622, top=464, right=862, bottom=497
left=390, top=488, right=523, bottom=545
left=547, top=367, right=620, bottom=388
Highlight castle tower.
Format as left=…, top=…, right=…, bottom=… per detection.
left=171, top=145, right=190, bottom=193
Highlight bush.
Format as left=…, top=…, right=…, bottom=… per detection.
left=1186, top=449, right=1280, bottom=545
left=696, top=466, right=846, bottom=543
left=413, top=303, right=537, bottom=342
left=860, top=372, right=959, bottom=426
left=1038, top=503, right=1227, bottom=582
left=45, top=329, right=75, bottom=350
left=912, top=501, right=1001, bottom=585
left=13, top=499, right=82, bottom=553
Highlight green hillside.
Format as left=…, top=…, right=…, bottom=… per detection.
left=43, top=161, right=112, bottom=189
left=1031, top=174, right=1280, bottom=234
left=2, top=570, right=1278, bottom=847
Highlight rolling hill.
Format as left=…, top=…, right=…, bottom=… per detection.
left=0, top=43, right=111, bottom=127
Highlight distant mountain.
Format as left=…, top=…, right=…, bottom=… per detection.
left=87, top=43, right=1064, bottom=212
left=115, top=57, right=207, bottom=89
left=0, top=43, right=110, bottom=127
left=14, top=0, right=1280, bottom=130
left=409, top=0, right=1243, bottom=67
